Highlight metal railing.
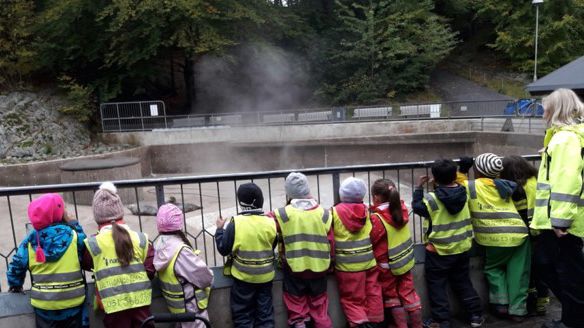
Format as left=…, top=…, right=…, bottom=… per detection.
left=101, top=99, right=543, bottom=132
left=0, top=155, right=541, bottom=290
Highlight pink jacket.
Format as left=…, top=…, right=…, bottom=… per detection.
left=154, top=235, right=214, bottom=328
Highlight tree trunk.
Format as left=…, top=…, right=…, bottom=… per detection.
left=184, top=56, right=196, bottom=113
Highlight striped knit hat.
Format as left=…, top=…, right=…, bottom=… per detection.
left=474, top=153, right=503, bottom=178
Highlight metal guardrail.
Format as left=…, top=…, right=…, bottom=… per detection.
left=0, top=155, right=541, bottom=291
left=101, top=99, right=543, bottom=132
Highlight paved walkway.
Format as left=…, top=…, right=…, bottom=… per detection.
left=451, top=297, right=561, bottom=327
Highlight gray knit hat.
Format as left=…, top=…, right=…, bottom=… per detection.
left=339, top=177, right=367, bottom=203
left=474, top=153, right=504, bottom=178
left=285, top=172, right=311, bottom=199
left=92, top=182, right=125, bottom=223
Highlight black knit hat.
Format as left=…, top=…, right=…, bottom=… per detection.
left=237, top=183, right=264, bottom=210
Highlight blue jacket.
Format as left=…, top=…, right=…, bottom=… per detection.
left=7, top=221, right=87, bottom=321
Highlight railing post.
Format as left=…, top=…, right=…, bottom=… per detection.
left=481, top=117, right=484, bottom=131
left=528, top=117, right=532, bottom=134
left=155, top=184, right=165, bottom=208
left=140, top=102, right=145, bottom=131
left=163, top=102, right=168, bottom=129
left=332, top=172, right=340, bottom=205
left=116, top=103, right=122, bottom=132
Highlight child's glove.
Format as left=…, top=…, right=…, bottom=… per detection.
left=458, top=156, right=474, bottom=174
left=8, top=286, right=23, bottom=293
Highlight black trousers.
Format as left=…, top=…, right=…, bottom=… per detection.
left=231, top=278, right=274, bottom=328
left=424, top=250, right=482, bottom=321
left=534, top=231, right=584, bottom=328
left=35, top=310, right=83, bottom=328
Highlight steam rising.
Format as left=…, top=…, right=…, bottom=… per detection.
left=194, top=43, right=313, bottom=114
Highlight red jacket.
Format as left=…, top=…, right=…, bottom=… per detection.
left=369, top=201, right=409, bottom=263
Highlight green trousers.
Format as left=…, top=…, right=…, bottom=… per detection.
left=484, top=238, right=531, bottom=316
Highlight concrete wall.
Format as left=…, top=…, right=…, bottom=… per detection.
left=0, top=246, right=490, bottom=328
left=0, top=119, right=544, bottom=186
left=0, top=147, right=151, bottom=187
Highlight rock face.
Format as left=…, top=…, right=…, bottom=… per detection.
left=0, top=91, right=135, bottom=164
left=0, top=91, right=91, bottom=161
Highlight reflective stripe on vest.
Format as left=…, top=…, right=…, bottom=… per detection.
left=374, top=213, right=415, bottom=275
left=230, top=214, right=276, bottom=283
left=333, top=208, right=376, bottom=272
left=275, top=205, right=332, bottom=273
left=158, top=245, right=210, bottom=312
left=85, top=228, right=151, bottom=314
left=467, top=179, right=528, bottom=247
left=28, top=229, right=85, bottom=311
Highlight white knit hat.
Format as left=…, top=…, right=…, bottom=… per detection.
left=285, top=172, right=311, bottom=199
left=339, top=177, right=367, bottom=203
left=474, top=153, right=503, bottom=178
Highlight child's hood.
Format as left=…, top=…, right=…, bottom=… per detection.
left=434, top=185, right=468, bottom=215
left=153, top=234, right=184, bottom=271
left=372, top=201, right=409, bottom=228
left=29, top=224, right=74, bottom=262
left=334, top=203, right=368, bottom=232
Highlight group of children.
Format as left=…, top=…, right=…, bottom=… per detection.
left=7, top=182, right=213, bottom=328
left=6, top=152, right=544, bottom=328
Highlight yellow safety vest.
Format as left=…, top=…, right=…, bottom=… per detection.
left=85, top=228, right=151, bottom=314
left=466, top=179, right=528, bottom=247
left=229, top=214, right=277, bottom=284
left=422, top=192, right=473, bottom=256
left=28, top=229, right=85, bottom=310
left=532, top=125, right=584, bottom=237
left=158, top=245, right=210, bottom=313
left=373, top=213, right=415, bottom=275
left=332, top=207, right=376, bottom=272
left=274, top=205, right=331, bottom=273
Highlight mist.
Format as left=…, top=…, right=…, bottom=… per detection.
left=194, top=43, right=315, bottom=114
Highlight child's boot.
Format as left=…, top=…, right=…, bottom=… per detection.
left=408, top=309, right=423, bottom=328
left=389, top=307, right=408, bottom=328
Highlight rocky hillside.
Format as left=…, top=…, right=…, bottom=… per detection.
left=0, top=92, right=130, bottom=164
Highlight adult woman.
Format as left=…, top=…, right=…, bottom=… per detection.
left=531, top=88, right=584, bottom=328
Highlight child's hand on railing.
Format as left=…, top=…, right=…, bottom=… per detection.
left=216, top=217, right=227, bottom=229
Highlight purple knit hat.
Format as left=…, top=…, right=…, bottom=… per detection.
left=156, top=203, right=184, bottom=232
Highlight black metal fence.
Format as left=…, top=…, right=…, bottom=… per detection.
left=101, top=99, right=543, bottom=132
left=0, top=155, right=541, bottom=290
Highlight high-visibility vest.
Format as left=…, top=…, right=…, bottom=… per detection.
left=158, top=245, right=210, bottom=313
left=422, top=192, right=473, bottom=256
left=230, top=214, right=276, bottom=284
left=466, top=179, right=528, bottom=247
left=274, top=205, right=331, bottom=273
left=513, top=177, right=536, bottom=221
left=373, top=213, right=415, bottom=275
left=332, top=207, right=376, bottom=272
left=532, top=125, right=584, bottom=238
left=85, top=228, right=151, bottom=314
left=28, top=229, right=85, bottom=310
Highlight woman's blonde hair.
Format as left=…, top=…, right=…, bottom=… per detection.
left=543, top=88, right=584, bottom=127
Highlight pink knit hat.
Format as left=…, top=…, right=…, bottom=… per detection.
left=92, top=182, right=125, bottom=224
left=156, top=203, right=184, bottom=232
left=28, top=193, right=65, bottom=230
left=28, top=193, right=65, bottom=263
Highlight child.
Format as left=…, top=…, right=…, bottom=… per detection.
left=154, top=203, right=214, bottom=328
left=466, top=153, right=530, bottom=321
left=370, top=179, right=421, bottom=328
left=7, top=193, right=87, bottom=328
left=411, top=159, right=484, bottom=328
left=500, top=155, right=549, bottom=316
left=272, top=172, right=334, bottom=328
left=215, top=183, right=277, bottom=328
left=82, top=182, right=155, bottom=328
left=332, top=177, right=383, bottom=327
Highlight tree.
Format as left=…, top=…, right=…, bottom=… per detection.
left=321, top=0, right=457, bottom=104
left=477, top=0, right=584, bottom=75
left=0, top=0, right=35, bottom=89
